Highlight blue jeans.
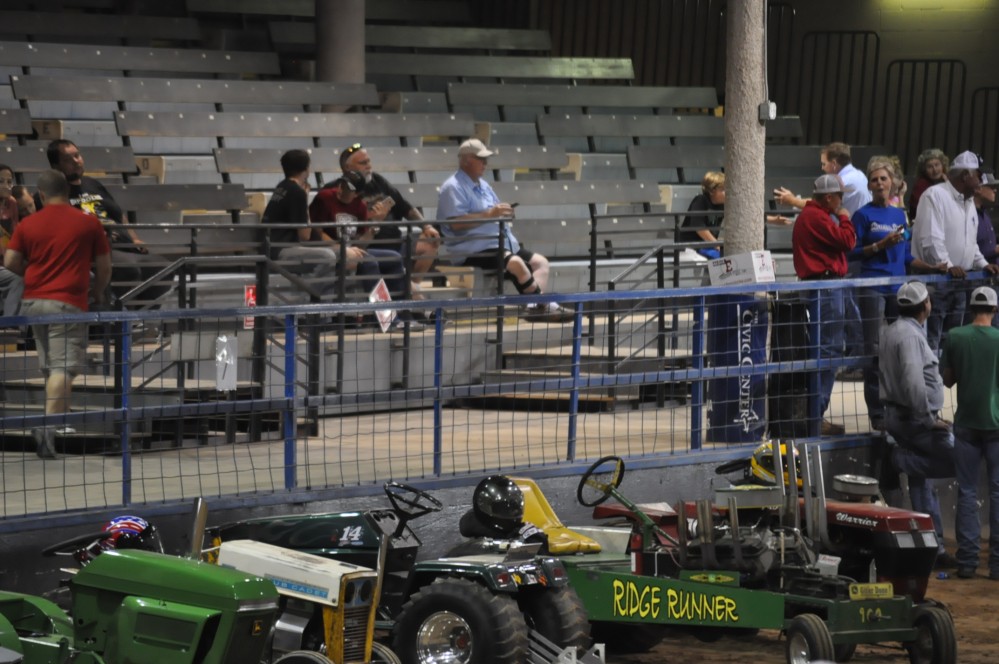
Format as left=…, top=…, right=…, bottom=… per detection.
left=927, top=281, right=968, bottom=352
left=858, top=288, right=897, bottom=426
left=953, top=425, right=999, bottom=573
left=356, top=248, right=407, bottom=297
left=814, top=288, right=845, bottom=415
left=886, top=409, right=955, bottom=550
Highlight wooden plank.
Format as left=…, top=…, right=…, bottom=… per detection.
left=538, top=113, right=722, bottom=138
left=0, top=41, right=280, bottom=76
left=10, top=75, right=379, bottom=108
left=214, top=145, right=568, bottom=174
left=0, top=10, right=201, bottom=42
left=0, top=108, right=32, bottom=136
left=269, top=23, right=551, bottom=53
left=448, top=82, right=717, bottom=109
left=0, top=145, right=136, bottom=174
left=103, top=183, right=248, bottom=212
left=187, top=0, right=471, bottom=22
left=115, top=111, right=475, bottom=138
left=627, top=144, right=725, bottom=169
left=367, top=53, right=634, bottom=81
left=354, top=180, right=661, bottom=209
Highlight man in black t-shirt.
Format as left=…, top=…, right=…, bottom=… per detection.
left=41, top=139, right=171, bottom=309
left=261, top=149, right=342, bottom=299
left=340, top=144, right=439, bottom=285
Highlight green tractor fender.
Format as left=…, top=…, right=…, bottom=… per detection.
left=404, top=561, right=519, bottom=597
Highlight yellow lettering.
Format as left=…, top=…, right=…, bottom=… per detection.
left=628, top=582, right=640, bottom=615
left=667, top=588, right=678, bottom=619
left=612, top=580, right=738, bottom=625
left=613, top=580, right=625, bottom=617
left=650, top=587, right=660, bottom=619
left=638, top=585, right=650, bottom=618
left=724, top=596, right=739, bottom=623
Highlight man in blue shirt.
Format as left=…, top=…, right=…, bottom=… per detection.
left=438, top=138, right=571, bottom=323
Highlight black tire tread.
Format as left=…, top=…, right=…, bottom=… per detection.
left=786, top=613, right=834, bottom=663
left=520, top=586, right=591, bottom=651
left=392, top=576, right=527, bottom=664
left=906, top=605, right=957, bottom=664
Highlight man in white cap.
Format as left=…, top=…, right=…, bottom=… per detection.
left=791, top=173, right=857, bottom=436
left=941, top=285, right=999, bottom=579
left=878, top=280, right=956, bottom=569
left=912, top=150, right=999, bottom=350
left=437, top=138, right=571, bottom=323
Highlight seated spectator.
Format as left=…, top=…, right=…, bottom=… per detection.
left=37, top=140, right=171, bottom=311
left=309, top=170, right=421, bottom=328
left=0, top=164, right=23, bottom=320
left=679, top=171, right=792, bottom=262
left=339, top=143, right=440, bottom=290
left=909, top=148, right=949, bottom=220
left=437, top=138, right=572, bottom=324
left=11, top=185, right=35, bottom=219
left=261, top=149, right=339, bottom=299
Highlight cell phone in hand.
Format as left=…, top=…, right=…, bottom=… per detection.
left=382, top=196, right=395, bottom=208
left=510, top=202, right=520, bottom=208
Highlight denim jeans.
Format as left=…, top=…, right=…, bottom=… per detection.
left=356, top=248, right=407, bottom=297
left=953, top=425, right=999, bottom=573
left=815, top=287, right=845, bottom=415
left=886, top=409, right=955, bottom=550
left=858, top=288, right=897, bottom=426
left=926, top=280, right=968, bottom=352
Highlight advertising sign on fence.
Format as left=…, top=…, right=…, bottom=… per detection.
left=707, top=250, right=776, bottom=287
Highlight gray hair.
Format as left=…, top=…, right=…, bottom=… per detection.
left=36, top=169, right=69, bottom=199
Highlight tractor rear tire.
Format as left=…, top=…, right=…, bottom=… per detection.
left=272, top=652, right=329, bottom=664
left=392, top=577, right=528, bottom=664
left=589, top=622, right=663, bottom=654
left=785, top=613, right=834, bottom=664
left=519, top=586, right=591, bottom=653
left=906, top=605, right=956, bottom=664
left=834, top=642, right=857, bottom=662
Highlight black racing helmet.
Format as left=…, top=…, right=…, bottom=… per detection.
left=472, top=475, right=525, bottom=536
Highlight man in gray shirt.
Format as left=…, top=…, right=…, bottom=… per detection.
left=879, top=280, right=957, bottom=568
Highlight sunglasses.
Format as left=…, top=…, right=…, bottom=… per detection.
left=344, top=143, right=363, bottom=157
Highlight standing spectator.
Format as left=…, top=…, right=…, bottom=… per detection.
left=0, top=164, right=23, bottom=319
left=261, top=149, right=340, bottom=299
left=310, top=170, right=420, bottom=328
left=852, top=159, right=943, bottom=429
left=791, top=174, right=857, bottom=436
left=774, top=142, right=873, bottom=215
left=909, top=148, right=949, bottom=220
left=941, top=286, right=999, bottom=579
left=878, top=281, right=957, bottom=569
left=438, top=138, right=572, bottom=323
left=38, top=139, right=171, bottom=310
left=973, top=173, right=999, bottom=327
left=3, top=170, right=111, bottom=458
left=340, top=143, right=440, bottom=288
left=912, top=151, right=999, bottom=350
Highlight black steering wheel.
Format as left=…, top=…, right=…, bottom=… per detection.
left=384, top=482, right=443, bottom=536
left=42, top=530, right=112, bottom=559
left=577, top=456, right=626, bottom=507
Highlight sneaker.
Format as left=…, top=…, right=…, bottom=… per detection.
left=956, top=567, right=976, bottom=579
left=934, top=552, right=959, bottom=569
left=55, top=426, right=77, bottom=435
left=837, top=367, right=865, bottom=381
left=520, top=303, right=574, bottom=323
left=31, top=427, right=57, bottom=459
left=389, top=316, right=429, bottom=332
left=820, top=419, right=845, bottom=436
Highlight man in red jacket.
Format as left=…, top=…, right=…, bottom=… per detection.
left=4, top=170, right=111, bottom=458
left=791, top=174, right=857, bottom=436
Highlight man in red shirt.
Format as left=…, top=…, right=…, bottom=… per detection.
left=791, top=174, right=857, bottom=436
left=3, top=170, right=111, bottom=458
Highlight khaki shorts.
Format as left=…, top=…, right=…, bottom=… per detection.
left=21, top=299, right=86, bottom=377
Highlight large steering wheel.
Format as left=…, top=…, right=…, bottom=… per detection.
left=384, top=482, right=443, bottom=537
left=577, top=456, right=626, bottom=507
left=42, top=530, right=112, bottom=561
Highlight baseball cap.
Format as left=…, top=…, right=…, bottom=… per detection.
left=338, top=170, right=365, bottom=192
left=982, top=172, right=999, bottom=187
left=458, top=138, right=495, bottom=158
left=812, top=173, right=854, bottom=195
left=970, top=286, right=998, bottom=307
left=950, top=150, right=982, bottom=172
left=896, top=281, right=929, bottom=306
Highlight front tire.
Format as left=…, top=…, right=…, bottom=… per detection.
left=786, top=613, right=834, bottom=664
left=906, top=605, right=956, bottom=664
left=392, top=577, right=528, bottom=664
left=272, top=652, right=329, bottom=664
left=372, top=641, right=403, bottom=664
left=520, top=586, right=591, bottom=653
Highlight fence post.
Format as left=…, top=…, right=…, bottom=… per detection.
left=432, top=306, right=443, bottom=476
left=284, top=314, right=297, bottom=490
left=119, top=323, right=132, bottom=505
left=566, top=302, right=582, bottom=461
left=690, top=296, right=705, bottom=451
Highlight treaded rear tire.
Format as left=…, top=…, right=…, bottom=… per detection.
left=519, top=585, right=591, bottom=652
left=392, top=577, right=527, bottom=664
left=906, top=605, right=956, bottom=664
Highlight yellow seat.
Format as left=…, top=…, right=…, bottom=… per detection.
left=511, top=477, right=602, bottom=554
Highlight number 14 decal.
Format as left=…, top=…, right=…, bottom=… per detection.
left=339, top=525, right=364, bottom=544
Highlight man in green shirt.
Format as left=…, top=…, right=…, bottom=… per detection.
left=941, top=285, right=999, bottom=580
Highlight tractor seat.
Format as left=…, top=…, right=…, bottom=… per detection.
left=510, top=477, right=602, bottom=554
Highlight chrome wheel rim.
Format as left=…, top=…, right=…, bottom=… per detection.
left=415, top=611, right=472, bottom=664
left=788, top=632, right=813, bottom=664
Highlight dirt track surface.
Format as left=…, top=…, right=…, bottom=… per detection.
left=608, top=563, right=996, bottom=663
